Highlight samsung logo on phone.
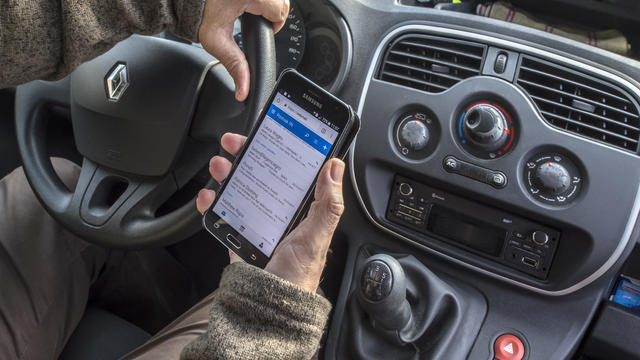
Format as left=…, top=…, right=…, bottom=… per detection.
left=302, top=93, right=323, bottom=109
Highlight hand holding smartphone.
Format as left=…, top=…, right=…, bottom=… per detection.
left=203, top=70, right=360, bottom=268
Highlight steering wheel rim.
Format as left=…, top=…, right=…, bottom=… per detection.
left=14, top=15, right=276, bottom=249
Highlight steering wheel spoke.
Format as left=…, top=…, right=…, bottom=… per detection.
left=67, top=158, right=170, bottom=225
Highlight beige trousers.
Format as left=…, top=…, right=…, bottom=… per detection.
left=0, top=158, right=212, bottom=360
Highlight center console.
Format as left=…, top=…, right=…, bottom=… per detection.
left=349, top=24, right=640, bottom=295
left=320, top=1, right=640, bottom=358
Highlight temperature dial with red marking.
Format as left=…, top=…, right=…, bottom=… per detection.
left=457, top=102, right=516, bottom=159
left=524, top=153, right=582, bottom=205
left=394, top=111, right=439, bottom=160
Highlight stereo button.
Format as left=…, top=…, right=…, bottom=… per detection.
left=532, top=231, right=549, bottom=245
left=399, top=183, right=413, bottom=196
left=509, top=240, right=521, bottom=247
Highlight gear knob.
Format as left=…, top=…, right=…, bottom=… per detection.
left=357, top=254, right=412, bottom=331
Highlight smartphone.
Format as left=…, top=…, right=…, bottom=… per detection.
left=202, top=69, right=359, bottom=268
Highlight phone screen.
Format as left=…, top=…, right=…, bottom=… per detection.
left=211, top=90, right=341, bottom=257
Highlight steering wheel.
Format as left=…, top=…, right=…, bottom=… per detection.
left=14, top=15, right=276, bottom=249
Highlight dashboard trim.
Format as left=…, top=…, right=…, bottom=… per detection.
left=328, top=13, right=353, bottom=94
left=349, top=23, right=640, bottom=296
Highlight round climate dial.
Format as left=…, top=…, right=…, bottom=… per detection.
left=524, top=153, right=582, bottom=205
left=393, top=111, right=439, bottom=160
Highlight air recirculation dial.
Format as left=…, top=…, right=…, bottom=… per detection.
left=400, top=120, right=429, bottom=151
left=393, top=111, right=439, bottom=160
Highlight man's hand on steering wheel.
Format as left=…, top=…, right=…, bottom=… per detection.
left=199, top=0, right=290, bottom=101
left=196, top=133, right=346, bottom=292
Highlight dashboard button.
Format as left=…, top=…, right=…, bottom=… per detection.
left=444, top=157, right=458, bottom=170
left=494, top=334, right=525, bottom=360
left=532, top=230, right=550, bottom=245
left=491, top=173, right=507, bottom=187
left=443, top=156, right=506, bottom=188
left=494, top=52, right=508, bottom=74
left=399, top=182, right=413, bottom=196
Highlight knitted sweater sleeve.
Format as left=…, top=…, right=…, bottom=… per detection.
left=180, top=262, right=332, bottom=360
left=0, top=0, right=205, bottom=87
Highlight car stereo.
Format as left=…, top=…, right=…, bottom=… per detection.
left=386, top=175, right=560, bottom=279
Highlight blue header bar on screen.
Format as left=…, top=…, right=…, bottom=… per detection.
left=267, top=104, right=333, bottom=156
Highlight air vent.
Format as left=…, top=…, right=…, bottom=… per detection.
left=517, top=56, right=640, bottom=152
left=378, top=34, right=486, bottom=93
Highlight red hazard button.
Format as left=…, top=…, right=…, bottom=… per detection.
left=494, top=334, right=525, bottom=360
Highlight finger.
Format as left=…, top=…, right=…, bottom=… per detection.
left=196, top=189, right=216, bottom=214
left=229, top=250, right=243, bottom=264
left=208, top=32, right=251, bottom=101
left=245, top=0, right=290, bottom=33
left=304, top=158, right=345, bottom=238
left=221, top=133, right=247, bottom=156
left=209, top=156, right=232, bottom=183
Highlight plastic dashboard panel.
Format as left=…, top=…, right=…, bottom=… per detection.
left=350, top=24, right=640, bottom=295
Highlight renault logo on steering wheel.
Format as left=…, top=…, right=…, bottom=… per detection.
left=105, top=63, right=130, bottom=101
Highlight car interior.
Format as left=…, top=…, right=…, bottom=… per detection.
left=2, top=0, right=640, bottom=359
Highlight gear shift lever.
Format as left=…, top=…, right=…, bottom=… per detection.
left=357, top=254, right=413, bottom=334
left=340, top=251, right=487, bottom=359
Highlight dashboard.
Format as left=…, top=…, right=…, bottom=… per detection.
left=9, top=0, right=640, bottom=358
left=353, top=24, right=640, bottom=295
left=174, top=1, right=640, bottom=358
left=301, top=1, right=640, bottom=360
left=233, top=0, right=352, bottom=93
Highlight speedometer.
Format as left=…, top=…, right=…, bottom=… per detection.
left=233, top=2, right=306, bottom=75
left=275, top=3, right=306, bottom=74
